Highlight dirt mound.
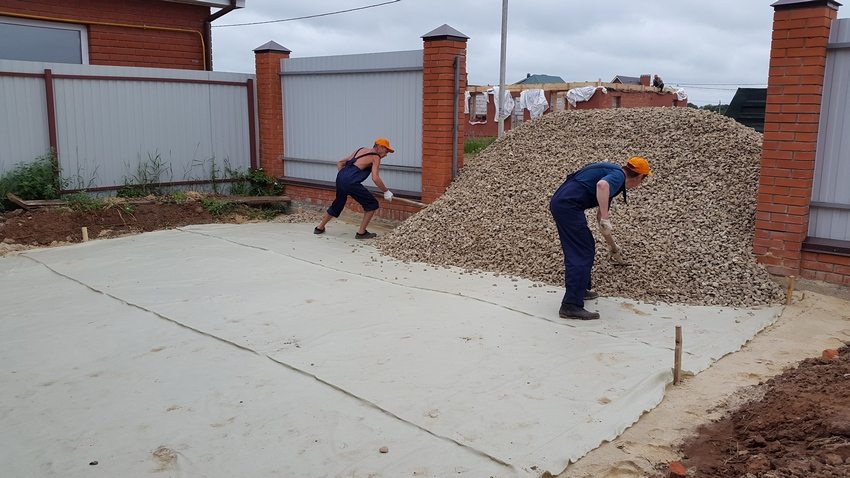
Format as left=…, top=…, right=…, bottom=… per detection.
left=679, top=347, right=850, bottom=477
left=377, top=107, right=784, bottom=307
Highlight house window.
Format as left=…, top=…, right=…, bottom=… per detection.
left=470, top=93, right=488, bottom=124
left=512, top=100, right=524, bottom=125
left=0, top=16, right=89, bottom=64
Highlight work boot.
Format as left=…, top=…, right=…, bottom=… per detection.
left=559, top=303, right=600, bottom=321
left=584, top=290, right=599, bottom=300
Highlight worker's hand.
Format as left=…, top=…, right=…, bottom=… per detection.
left=599, top=218, right=613, bottom=235
left=383, top=190, right=394, bottom=202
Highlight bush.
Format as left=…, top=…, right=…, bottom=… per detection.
left=228, top=168, right=283, bottom=196
left=0, top=153, right=62, bottom=211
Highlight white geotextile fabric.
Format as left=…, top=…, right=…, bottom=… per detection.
left=566, top=86, right=607, bottom=107
left=0, top=223, right=782, bottom=477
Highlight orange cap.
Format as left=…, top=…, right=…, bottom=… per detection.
left=626, top=156, right=652, bottom=176
left=375, top=138, right=394, bottom=153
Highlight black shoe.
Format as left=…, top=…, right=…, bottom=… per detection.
left=584, top=290, right=599, bottom=300
left=313, top=226, right=325, bottom=235
left=355, top=230, right=377, bottom=240
left=559, top=304, right=600, bottom=320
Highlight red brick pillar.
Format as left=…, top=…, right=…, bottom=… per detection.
left=254, top=41, right=291, bottom=179
left=421, top=25, right=468, bottom=204
left=754, top=0, right=839, bottom=276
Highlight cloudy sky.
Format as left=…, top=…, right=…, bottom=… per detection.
left=208, top=0, right=842, bottom=106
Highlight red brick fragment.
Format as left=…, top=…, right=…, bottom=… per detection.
left=668, top=460, right=687, bottom=478
left=822, top=349, right=839, bottom=360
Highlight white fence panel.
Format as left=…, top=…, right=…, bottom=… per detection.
left=0, top=59, right=257, bottom=191
left=810, top=18, right=850, bottom=241
left=281, top=50, right=423, bottom=194
left=0, top=63, right=49, bottom=174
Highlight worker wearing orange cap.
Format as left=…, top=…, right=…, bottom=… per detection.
left=314, top=138, right=395, bottom=239
left=549, top=156, right=652, bottom=320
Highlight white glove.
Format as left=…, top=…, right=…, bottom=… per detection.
left=383, top=190, right=394, bottom=201
left=599, top=218, right=613, bottom=234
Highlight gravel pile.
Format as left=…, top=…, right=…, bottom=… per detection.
left=377, top=107, right=785, bottom=307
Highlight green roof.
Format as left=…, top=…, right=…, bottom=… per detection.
left=514, top=74, right=565, bottom=85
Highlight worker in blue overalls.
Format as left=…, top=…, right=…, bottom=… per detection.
left=550, top=156, right=652, bottom=320
left=314, top=138, right=395, bottom=239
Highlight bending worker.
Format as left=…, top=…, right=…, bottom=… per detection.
left=314, top=138, right=395, bottom=239
left=549, top=156, right=652, bottom=320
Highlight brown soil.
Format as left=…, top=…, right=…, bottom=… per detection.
left=678, top=346, right=850, bottom=477
left=0, top=203, right=215, bottom=246
left=0, top=199, right=322, bottom=252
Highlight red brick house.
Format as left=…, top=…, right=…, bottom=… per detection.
left=466, top=73, right=685, bottom=137
left=0, top=0, right=244, bottom=70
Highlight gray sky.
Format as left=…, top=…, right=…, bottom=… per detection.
left=209, top=1, right=843, bottom=106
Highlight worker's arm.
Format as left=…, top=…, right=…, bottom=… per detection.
left=371, top=158, right=389, bottom=192
left=596, top=179, right=610, bottom=221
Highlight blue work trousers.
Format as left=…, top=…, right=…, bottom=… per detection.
left=549, top=181, right=595, bottom=307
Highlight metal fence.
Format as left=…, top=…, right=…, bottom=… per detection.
left=280, top=50, right=423, bottom=194
left=810, top=18, right=850, bottom=241
left=0, top=59, right=257, bottom=192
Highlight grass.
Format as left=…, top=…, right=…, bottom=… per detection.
left=64, top=192, right=103, bottom=212
left=464, top=137, right=496, bottom=156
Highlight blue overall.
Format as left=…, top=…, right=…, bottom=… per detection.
left=549, top=163, right=626, bottom=307
left=327, top=149, right=380, bottom=217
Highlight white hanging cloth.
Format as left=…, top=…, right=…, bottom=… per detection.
left=488, top=86, right=515, bottom=121
left=566, top=86, right=607, bottom=107
left=519, top=89, right=548, bottom=119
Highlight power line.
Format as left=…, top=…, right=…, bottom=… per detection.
left=213, top=0, right=402, bottom=28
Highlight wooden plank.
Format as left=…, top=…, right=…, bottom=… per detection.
left=6, top=192, right=291, bottom=209
left=224, top=195, right=291, bottom=205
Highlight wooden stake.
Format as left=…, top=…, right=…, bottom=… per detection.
left=81, top=227, right=89, bottom=242
left=673, top=325, right=683, bottom=385
left=785, top=275, right=796, bottom=305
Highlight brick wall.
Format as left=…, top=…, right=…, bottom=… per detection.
left=0, top=0, right=209, bottom=70
left=287, top=185, right=423, bottom=222
left=755, top=0, right=840, bottom=279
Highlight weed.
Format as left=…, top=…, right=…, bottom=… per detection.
left=119, top=152, right=172, bottom=197
left=64, top=192, right=103, bottom=212
left=0, top=152, right=62, bottom=211
left=201, top=199, right=235, bottom=217
left=169, top=191, right=188, bottom=204
left=464, top=137, right=496, bottom=156
left=226, top=167, right=283, bottom=196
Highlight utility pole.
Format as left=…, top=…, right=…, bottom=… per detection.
left=497, top=0, right=508, bottom=138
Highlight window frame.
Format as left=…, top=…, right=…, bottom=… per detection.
left=0, top=15, right=89, bottom=64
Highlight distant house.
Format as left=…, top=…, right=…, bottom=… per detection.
left=611, top=74, right=650, bottom=86
left=0, top=0, right=245, bottom=70
left=726, top=88, right=767, bottom=133
left=514, top=73, right=565, bottom=85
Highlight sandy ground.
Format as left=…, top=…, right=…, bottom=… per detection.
left=555, top=281, right=850, bottom=478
